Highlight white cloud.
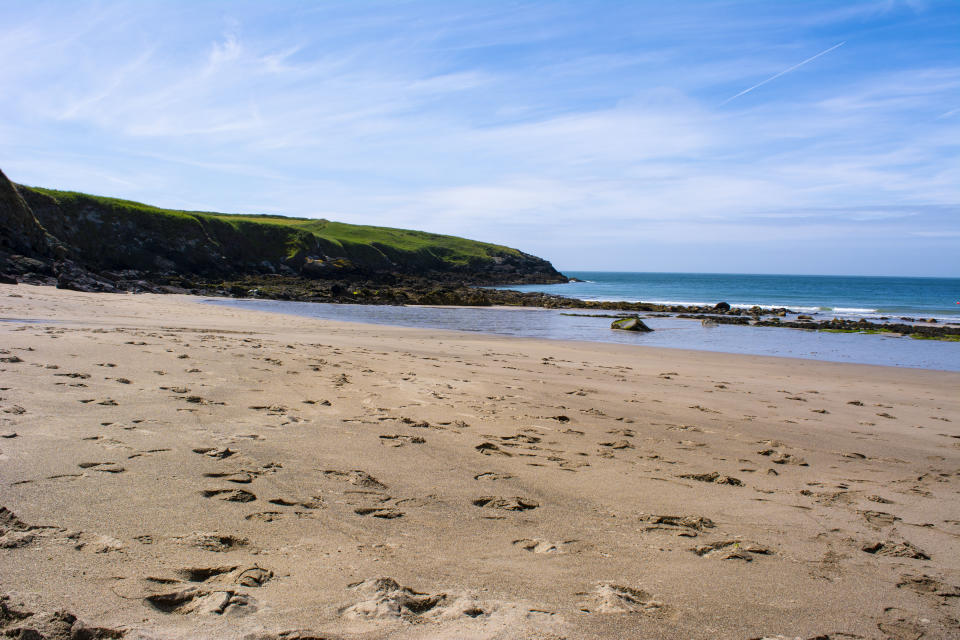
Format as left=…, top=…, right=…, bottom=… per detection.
left=0, top=1, right=958, bottom=275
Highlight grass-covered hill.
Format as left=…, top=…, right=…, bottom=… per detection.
left=0, top=169, right=566, bottom=289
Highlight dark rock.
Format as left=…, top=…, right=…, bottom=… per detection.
left=713, top=301, right=730, bottom=312
left=0, top=273, right=16, bottom=284
left=4, top=254, right=52, bottom=276
left=0, top=169, right=52, bottom=258
left=611, top=316, right=653, bottom=332
left=54, top=261, right=117, bottom=293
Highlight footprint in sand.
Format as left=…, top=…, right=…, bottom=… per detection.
left=0, top=506, right=41, bottom=549
left=513, top=538, right=577, bottom=554
left=268, top=496, right=323, bottom=510
left=339, top=577, right=490, bottom=622
left=203, top=471, right=254, bottom=484
left=756, top=449, right=808, bottom=466
left=691, top=540, right=773, bottom=561
left=877, top=606, right=935, bottom=640
left=354, top=507, right=404, bottom=519
left=153, top=565, right=273, bottom=588
left=679, top=472, right=743, bottom=486
left=475, top=442, right=511, bottom=456
left=896, top=574, right=960, bottom=599
left=861, top=540, right=929, bottom=559
left=179, top=533, right=249, bottom=552
left=599, top=440, right=633, bottom=450
left=0, top=597, right=125, bottom=638
left=858, top=510, right=900, bottom=527
left=640, top=514, right=715, bottom=537
left=500, top=433, right=541, bottom=444
left=127, top=448, right=171, bottom=460
left=245, top=511, right=284, bottom=522
left=321, top=469, right=387, bottom=490
left=77, top=461, right=125, bottom=473
left=474, top=472, right=514, bottom=481
left=144, top=587, right=256, bottom=616
left=192, top=447, right=236, bottom=459
left=472, top=496, right=539, bottom=511
left=578, top=583, right=669, bottom=616
left=200, top=489, right=257, bottom=503
left=378, top=434, right=425, bottom=446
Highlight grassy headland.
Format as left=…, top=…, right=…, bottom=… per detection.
left=0, top=166, right=566, bottom=291
left=20, top=186, right=558, bottom=278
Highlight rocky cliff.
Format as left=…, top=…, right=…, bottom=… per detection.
left=0, top=169, right=566, bottom=291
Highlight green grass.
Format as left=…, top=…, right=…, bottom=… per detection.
left=211, top=215, right=524, bottom=266
left=819, top=327, right=960, bottom=341
left=23, top=187, right=525, bottom=268
left=909, top=333, right=960, bottom=342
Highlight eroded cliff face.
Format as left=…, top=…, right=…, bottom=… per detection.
left=0, top=172, right=566, bottom=291
left=0, top=170, right=50, bottom=257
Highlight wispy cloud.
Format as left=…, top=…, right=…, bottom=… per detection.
left=0, top=0, right=958, bottom=275
left=720, top=41, right=846, bottom=105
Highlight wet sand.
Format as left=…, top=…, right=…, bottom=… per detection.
left=1, top=284, right=958, bottom=639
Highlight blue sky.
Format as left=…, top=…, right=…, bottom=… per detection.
left=1, top=1, right=958, bottom=276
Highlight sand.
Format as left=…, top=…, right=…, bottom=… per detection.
left=1, top=283, right=958, bottom=640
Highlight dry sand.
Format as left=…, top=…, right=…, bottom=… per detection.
left=1, top=284, right=958, bottom=639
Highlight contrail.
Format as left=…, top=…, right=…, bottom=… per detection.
left=720, top=41, right=846, bottom=106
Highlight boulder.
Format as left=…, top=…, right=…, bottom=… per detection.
left=54, top=261, right=118, bottom=293
left=713, top=302, right=730, bottom=312
left=611, top=317, right=653, bottom=332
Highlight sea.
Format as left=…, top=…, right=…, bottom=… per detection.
left=498, top=272, right=960, bottom=322
left=205, top=272, right=960, bottom=372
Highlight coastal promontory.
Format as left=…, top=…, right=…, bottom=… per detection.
left=0, top=168, right=567, bottom=293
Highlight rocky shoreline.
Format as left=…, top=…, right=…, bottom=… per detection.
left=7, top=266, right=957, bottom=341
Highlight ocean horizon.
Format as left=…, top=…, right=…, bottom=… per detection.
left=496, top=271, right=960, bottom=322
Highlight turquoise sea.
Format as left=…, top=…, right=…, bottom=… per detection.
left=498, top=272, right=960, bottom=321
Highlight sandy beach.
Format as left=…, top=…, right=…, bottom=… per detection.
left=1, top=283, right=958, bottom=639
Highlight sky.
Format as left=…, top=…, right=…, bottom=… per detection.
left=1, top=1, right=958, bottom=277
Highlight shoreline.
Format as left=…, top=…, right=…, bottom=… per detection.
left=4, top=283, right=960, bottom=369
left=202, top=296, right=960, bottom=372
left=1, top=284, right=958, bottom=639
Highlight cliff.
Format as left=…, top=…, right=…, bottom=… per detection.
left=0, top=169, right=566, bottom=291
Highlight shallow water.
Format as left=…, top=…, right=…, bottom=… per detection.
left=204, top=299, right=960, bottom=372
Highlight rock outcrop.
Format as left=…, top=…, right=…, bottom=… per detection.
left=611, top=316, right=653, bottom=332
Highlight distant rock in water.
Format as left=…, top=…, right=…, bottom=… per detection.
left=611, top=316, right=653, bottom=332
left=713, top=301, right=730, bottom=312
